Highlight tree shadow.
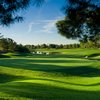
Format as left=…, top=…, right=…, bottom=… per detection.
left=22, top=77, right=100, bottom=87
left=0, top=57, right=90, bottom=65
left=29, top=54, right=82, bottom=59
left=0, top=73, right=25, bottom=83
left=0, top=58, right=100, bottom=77
left=0, top=54, right=10, bottom=58
left=0, top=82, right=100, bottom=100
left=89, top=58, right=100, bottom=61
left=12, top=53, right=32, bottom=57
left=0, top=56, right=100, bottom=99
left=88, top=53, right=100, bottom=57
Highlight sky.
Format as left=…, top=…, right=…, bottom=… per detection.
left=0, top=0, right=79, bottom=45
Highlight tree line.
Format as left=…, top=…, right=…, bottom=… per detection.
left=0, top=37, right=29, bottom=53
left=25, top=41, right=100, bottom=52
left=25, top=44, right=80, bottom=51
left=0, top=36, right=99, bottom=53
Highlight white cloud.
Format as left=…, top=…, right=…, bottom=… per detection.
left=28, top=22, right=34, bottom=33
left=41, top=19, right=57, bottom=33
left=28, top=17, right=63, bottom=34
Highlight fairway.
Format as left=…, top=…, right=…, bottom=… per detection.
left=0, top=49, right=100, bottom=100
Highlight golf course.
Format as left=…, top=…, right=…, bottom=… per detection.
left=0, top=0, right=100, bottom=100
left=0, top=48, right=100, bottom=100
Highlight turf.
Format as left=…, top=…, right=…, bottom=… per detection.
left=0, top=49, right=100, bottom=100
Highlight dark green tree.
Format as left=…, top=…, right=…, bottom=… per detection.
left=0, top=38, right=17, bottom=52
left=15, top=44, right=30, bottom=53
left=40, top=44, right=47, bottom=48
left=0, top=0, right=44, bottom=26
left=56, top=0, right=100, bottom=43
left=0, top=37, right=30, bottom=53
left=7, top=38, right=17, bottom=52
left=0, top=38, right=8, bottom=52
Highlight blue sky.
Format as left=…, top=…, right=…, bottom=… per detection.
left=0, top=0, right=78, bottom=45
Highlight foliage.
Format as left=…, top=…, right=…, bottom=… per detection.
left=15, top=44, right=30, bottom=53
left=0, top=37, right=30, bottom=53
left=56, top=0, right=100, bottom=43
left=0, top=0, right=44, bottom=26
left=80, top=40, right=100, bottom=48
left=25, top=43, right=80, bottom=51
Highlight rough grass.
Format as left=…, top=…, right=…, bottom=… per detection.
left=0, top=49, right=100, bottom=100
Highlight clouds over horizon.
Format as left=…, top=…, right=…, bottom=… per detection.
left=28, top=17, right=63, bottom=34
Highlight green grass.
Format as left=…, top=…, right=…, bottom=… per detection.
left=0, top=49, right=100, bottom=100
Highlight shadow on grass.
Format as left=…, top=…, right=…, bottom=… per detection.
left=0, top=54, right=10, bottom=58
left=29, top=54, right=82, bottom=59
left=0, top=82, right=100, bottom=100
left=0, top=73, right=26, bottom=83
left=88, top=53, right=100, bottom=57
left=29, top=77, right=100, bottom=87
left=0, top=58, right=100, bottom=77
left=11, top=53, right=82, bottom=59
left=12, top=53, right=32, bottom=57
left=0, top=57, right=90, bottom=65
